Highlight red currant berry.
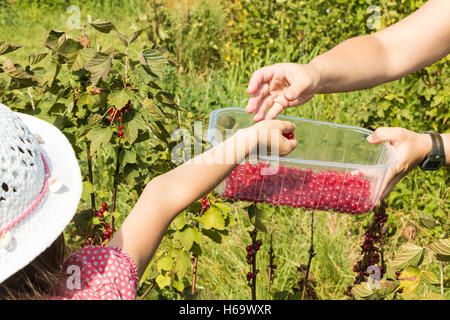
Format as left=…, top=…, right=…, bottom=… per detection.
left=118, top=131, right=124, bottom=137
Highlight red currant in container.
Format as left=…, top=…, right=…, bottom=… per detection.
left=207, top=108, right=395, bottom=215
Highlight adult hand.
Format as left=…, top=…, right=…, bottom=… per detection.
left=367, top=127, right=432, bottom=202
left=245, top=63, right=320, bottom=121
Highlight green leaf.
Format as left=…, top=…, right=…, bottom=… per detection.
left=120, top=149, right=137, bottom=165
left=428, top=239, right=450, bottom=257
left=391, top=243, right=425, bottom=269
left=81, top=181, right=95, bottom=202
left=144, top=96, right=165, bottom=121
left=174, top=251, right=191, bottom=278
left=156, top=255, right=173, bottom=272
left=0, top=41, right=22, bottom=55
left=78, top=91, right=106, bottom=111
left=421, top=270, right=440, bottom=285
left=418, top=211, right=437, bottom=230
left=2, top=59, right=40, bottom=89
left=351, top=282, right=377, bottom=300
left=115, top=30, right=129, bottom=47
left=109, top=89, right=131, bottom=109
left=172, top=276, right=185, bottom=292
left=199, top=207, right=225, bottom=230
left=172, top=212, right=186, bottom=230
left=84, top=52, right=112, bottom=85
left=374, top=280, right=399, bottom=299
left=174, top=227, right=202, bottom=250
left=90, top=19, right=116, bottom=33
left=28, top=52, right=48, bottom=65
left=155, top=91, right=182, bottom=110
left=129, top=30, right=143, bottom=45
left=86, top=126, right=113, bottom=156
left=43, top=30, right=65, bottom=50
left=155, top=274, right=171, bottom=289
left=139, top=49, right=168, bottom=78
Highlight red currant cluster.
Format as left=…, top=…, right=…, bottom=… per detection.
left=245, top=229, right=261, bottom=285
left=201, top=197, right=210, bottom=210
left=82, top=202, right=114, bottom=247
left=345, top=203, right=388, bottom=299
left=107, top=100, right=132, bottom=138
left=222, top=162, right=373, bottom=214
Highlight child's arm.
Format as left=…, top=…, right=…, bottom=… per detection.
left=245, top=0, right=450, bottom=121
left=108, top=120, right=297, bottom=278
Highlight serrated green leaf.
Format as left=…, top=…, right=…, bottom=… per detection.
left=44, top=30, right=65, bottom=50
left=28, top=52, right=48, bottom=65
left=374, top=280, right=399, bottom=299
left=109, top=89, right=131, bottom=109
left=155, top=274, right=171, bottom=289
left=429, top=239, right=450, bottom=256
left=421, top=270, right=440, bottom=285
left=86, top=126, right=113, bottom=156
left=0, top=41, right=22, bottom=55
left=90, top=19, right=116, bottom=33
left=156, top=255, right=173, bottom=272
left=392, top=243, right=425, bottom=269
left=418, top=211, right=437, bottom=230
left=199, top=207, right=225, bottom=230
left=139, top=49, right=168, bottom=78
left=174, top=227, right=202, bottom=250
left=120, top=149, right=137, bottom=165
left=129, top=30, right=143, bottom=45
left=84, top=52, right=112, bottom=85
left=144, top=96, right=165, bottom=121
left=351, top=282, right=377, bottom=300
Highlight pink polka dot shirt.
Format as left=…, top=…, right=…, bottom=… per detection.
left=53, top=246, right=139, bottom=300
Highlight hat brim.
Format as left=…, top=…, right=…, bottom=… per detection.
left=0, top=113, right=82, bottom=284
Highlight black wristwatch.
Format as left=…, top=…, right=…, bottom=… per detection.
left=419, top=132, right=445, bottom=171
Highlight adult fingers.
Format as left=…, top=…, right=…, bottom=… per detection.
left=246, top=82, right=270, bottom=114
left=247, top=66, right=275, bottom=95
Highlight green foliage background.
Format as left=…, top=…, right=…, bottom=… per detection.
left=0, top=0, right=448, bottom=300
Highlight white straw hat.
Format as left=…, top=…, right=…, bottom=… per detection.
left=0, top=103, right=82, bottom=284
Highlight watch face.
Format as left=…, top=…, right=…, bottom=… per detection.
left=421, top=158, right=445, bottom=171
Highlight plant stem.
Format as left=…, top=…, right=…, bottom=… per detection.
left=440, top=261, right=444, bottom=296
left=27, top=87, right=35, bottom=110
left=191, top=205, right=206, bottom=296
left=191, top=254, right=198, bottom=296
left=302, top=211, right=315, bottom=300
left=86, top=143, right=97, bottom=216
left=111, top=143, right=122, bottom=230
left=138, top=281, right=155, bottom=300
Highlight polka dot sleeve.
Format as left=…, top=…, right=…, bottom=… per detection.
left=53, top=246, right=139, bottom=300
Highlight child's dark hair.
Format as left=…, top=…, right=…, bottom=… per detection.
left=0, top=234, right=66, bottom=300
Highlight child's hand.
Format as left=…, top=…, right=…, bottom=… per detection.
left=245, top=63, right=320, bottom=121
left=367, top=127, right=432, bottom=202
left=249, top=119, right=298, bottom=157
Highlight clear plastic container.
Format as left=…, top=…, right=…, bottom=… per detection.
left=207, top=107, right=395, bottom=214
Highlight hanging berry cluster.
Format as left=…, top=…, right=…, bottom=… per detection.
left=245, top=228, right=262, bottom=300
left=268, top=234, right=276, bottom=287
left=344, top=202, right=389, bottom=299
left=107, top=100, right=133, bottom=138
left=201, top=197, right=210, bottom=210
left=82, top=202, right=114, bottom=247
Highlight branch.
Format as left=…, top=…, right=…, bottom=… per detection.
left=302, top=211, right=315, bottom=300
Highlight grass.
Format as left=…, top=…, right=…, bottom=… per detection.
left=1, top=0, right=448, bottom=300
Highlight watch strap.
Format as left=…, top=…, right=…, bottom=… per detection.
left=420, top=132, right=445, bottom=170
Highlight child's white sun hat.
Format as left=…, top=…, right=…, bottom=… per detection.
left=0, top=103, right=82, bottom=284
